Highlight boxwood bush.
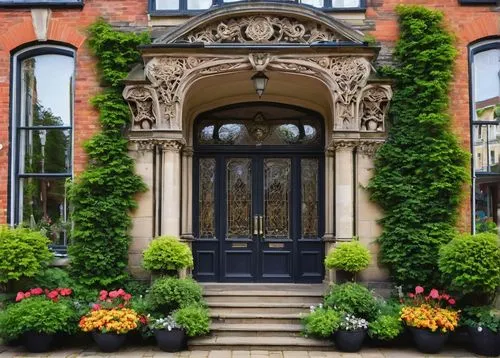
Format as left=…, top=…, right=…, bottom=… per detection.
left=143, top=236, right=193, bottom=274
left=147, top=277, right=203, bottom=313
left=302, top=307, right=341, bottom=338
left=324, top=241, right=371, bottom=273
left=323, top=283, right=379, bottom=321
left=173, top=304, right=210, bottom=337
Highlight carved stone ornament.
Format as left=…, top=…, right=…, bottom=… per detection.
left=358, top=85, right=392, bottom=132
left=178, top=16, right=344, bottom=44
left=249, top=53, right=272, bottom=72
left=130, top=139, right=156, bottom=152
left=247, top=112, right=271, bottom=144
left=329, top=139, right=359, bottom=152
left=358, top=140, right=384, bottom=157
left=123, top=86, right=160, bottom=130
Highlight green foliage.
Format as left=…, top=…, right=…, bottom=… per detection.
left=68, top=20, right=150, bottom=287
left=475, top=217, right=497, bottom=234
left=130, top=295, right=152, bottom=316
left=0, top=226, right=53, bottom=284
left=324, top=241, right=371, bottom=273
left=368, top=5, right=469, bottom=289
left=147, top=277, right=203, bottom=314
left=302, top=308, right=341, bottom=338
left=368, top=314, right=404, bottom=340
left=439, top=233, right=500, bottom=300
left=0, top=297, right=76, bottom=340
left=323, top=283, right=379, bottom=321
left=173, top=305, right=211, bottom=337
left=461, top=306, right=500, bottom=333
left=143, top=236, right=194, bottom=274
left=30, top=268, right=73, bottom=289
left=123, top=279, right=150, bottom=297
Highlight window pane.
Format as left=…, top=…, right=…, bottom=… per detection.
left=187, top=0, right=211, bottom=9
left=19, top=129, right=71, bottom=174
left=199, top=158, right=216, bottom=238
left=155, top=0, right=180, bottom=9
left=19, top=177, right=69, bottom=245
left=20, top=55, right=73, bottom=127
left=300, top=0, right=324, bottom=7
left=332, top=0, right=360, bottom=7
left=301, top=159, right=318, bottom=238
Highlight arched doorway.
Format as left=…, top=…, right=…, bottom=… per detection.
left=192, top=102, right=325, bottom=283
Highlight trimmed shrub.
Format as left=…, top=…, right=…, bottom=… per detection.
left=324, top=283, right=379, bottom=321
left=143, top=236, right=193, bottom=274
left=174, top=304, right=211, bottom=337
left=324, top=241, right=371, bottom=272
left=368, top=314, right=404, bottom=341
left=302, top=307, right=341, bottom=339
left=147, top=277, right=203, bottom=313
left=439, top=233, right=500, bottom=302
left=0, top=226, right=53, bottom=284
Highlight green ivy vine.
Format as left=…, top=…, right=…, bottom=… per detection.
left=68, top=20, right=150, bottom=287
left=368, top=5, right=469, bottom=289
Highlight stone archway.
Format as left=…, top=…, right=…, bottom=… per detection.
left=123, top=2, right=391, bottom=282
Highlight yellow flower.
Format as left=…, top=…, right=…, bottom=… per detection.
left=79, top=308, right=139, bottom=334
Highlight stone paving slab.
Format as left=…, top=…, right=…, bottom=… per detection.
left=0, top=346, right=481, bottom=358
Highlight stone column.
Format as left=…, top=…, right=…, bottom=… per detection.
left=323, top=149, right=336, bottom=283
left=333, top=139, right=357, bottom=241
left=181, top=146, right=194, bottom=241
left=127, top=140, right=155, bottom=280
left=159, top=140, right=184, bottom=237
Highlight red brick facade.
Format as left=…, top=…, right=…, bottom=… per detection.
left=0, top=0, right=497, bottom=230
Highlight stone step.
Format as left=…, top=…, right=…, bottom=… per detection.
left=209, top=306, right=309, bottom=315
left=205, top=294, right=322, bottom=305
left=188, top=335, right=334, bottom=351
left=210, top=323, right=303, bottom=337
left=201, top=284, right=326, bottom=297
left=210, top=312, right=304, bottom=325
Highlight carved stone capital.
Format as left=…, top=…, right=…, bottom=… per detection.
left=358, top=140, right=384, bottom=157
left=157, top=139, right=185, bottom=152
left=329, top=139, right=359, bottom=152
left=123, top=85, right=160, bottom=130
left=130, top=139, right=156, bottom=152
left=182, top=146, right=194, bottom=157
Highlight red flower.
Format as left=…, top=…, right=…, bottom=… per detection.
left=30, top=288, right=43, bottom=295
left=117, top=289, right=125, bottom=296
left=415, top=286, right=424, bottom=294
left=408, top=293, right=415, bottom=298
left=429, top=289, right=440, bottom=299
left=92, top=304, right=101, bottom=311
left=442, top=294, right=450, bottom=300
left=448, top=299, right=456, bottom=305
left=123, top=294, right=132, bottom=301
left=47, top=290, right=59, bottom=300
left=59, top=288, right=72, bottom=296
left=108, top=290, right=119, bottom=299
left=99, top=290, right=108, bottom=300
left=139, top=316, right=148, bottom=325
left=15, top=292, right=25, bottom=302
left=24, top=292, right=31, bottom=298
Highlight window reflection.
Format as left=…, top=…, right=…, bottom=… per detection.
left=187, top=0, right=211, bottom=9
left=471, top=44, right=500, bottom=233
left=155, top=0, right=180, bottom=9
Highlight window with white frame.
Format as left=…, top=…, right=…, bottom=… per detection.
left=10, top=45, right=74, bottom=250
left=470, top=40, right=500, bottom=233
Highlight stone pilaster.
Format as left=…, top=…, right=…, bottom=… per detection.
left=181, top=146, right=194, bottom=242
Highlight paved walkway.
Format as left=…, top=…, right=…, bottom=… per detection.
left=0, top=346, right=482, bottom=358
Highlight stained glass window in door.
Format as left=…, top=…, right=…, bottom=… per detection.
left=264, top=158, right=291, bottom=238
left=226, top=158, right=252, bottom=238
left=301, top=158, right=319, bottom=238
left=199, top=158, right=216, bottom=238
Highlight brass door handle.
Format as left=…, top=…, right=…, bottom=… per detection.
left=258, top=215, right=264, bottom=236
left=253, top=215, right=259, bottom=235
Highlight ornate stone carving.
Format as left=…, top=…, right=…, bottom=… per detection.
left=123, top=86, right=160, bottom=130
left=129, top=139, right=156, bottom=152
left=249, top=53, right=272, bottom=71
left=157, top=139, right=185, bottom=152
left=358, top=85, right=392, bottom=132
left=358, top=140, right=384, bottom=157
left=178, top=16, right=343, bottom=44
left=247, top=112, right=271, bottom=144
left=308, top=57, right=370, bottom=131
left=129, top=138, right=185, bottom=152
left=329, top=139, right=359, bottom=152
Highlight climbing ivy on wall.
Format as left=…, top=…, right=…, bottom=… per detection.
left=368, top=6, right=469, bottom=289
left=68, top=20, right=150, bottom=287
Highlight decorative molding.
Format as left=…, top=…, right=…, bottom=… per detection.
left=247, top=112, right=271, bottom=144
left=129, top=139, right=156, bottom=152
left=158, top=139, right=185, bottom=152
left=358, top=140, right=385, bottom=157
left=358, top=85, right=392, bottom=132
left=248, top=53, right=272, bottom=72
left=123, top=85, right=160, bottom=130
left=177, top=15, right=345, bottom=44
left=329, top=139, right=359, bottom=152
left=182, top=146, right=194, bottom=157
left=129, top=138, right=185, bottom=152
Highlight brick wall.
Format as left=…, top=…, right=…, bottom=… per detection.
left=0, top=0, right=148, bottom=224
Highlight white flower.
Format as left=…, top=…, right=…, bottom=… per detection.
left=477, top=327, right=483, bottom=332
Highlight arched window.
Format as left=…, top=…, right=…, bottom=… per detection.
left=10, top=45, right=75, bottom=251
left=470, top=39, right=500, bottom=233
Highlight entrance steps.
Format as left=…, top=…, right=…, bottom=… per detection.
left=188, top=283, right=333, bottom=351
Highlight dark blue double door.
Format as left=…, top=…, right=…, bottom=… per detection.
left=193, top=154, right=324, bottom=283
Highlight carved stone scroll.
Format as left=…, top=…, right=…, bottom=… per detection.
left=178, top=16, right=344, bottom=44
left=358, top=85, right=392, bottom=132
left=123, top=86, right=160, bottom=130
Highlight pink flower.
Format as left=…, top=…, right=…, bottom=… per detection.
left=415, top=286, right=424, bottom=294
left=429, top=289, right=440, bottom=299
left=442, top=294, right=450, bottom=300
left=24, top=292, right=31, bottom=298
left=15, top=292, right=25, bottom=302
left=123, top=293, right=132, bottom=301
left=92, top=304, right=101, bottom=311
left=30, top=288, right=43, bottom=295
left=117, top=289, right=125, bottom=296
left=408, top=293, right=415, bottom=298
left=108, top=290, right=119, bottom=299
left=47, top=290, right=59, bottom=300
left=99, top=290, right=108, bottom=300
left=59, top=288, right=72, bottom=296
left=448, top=299, right=456, bottom=305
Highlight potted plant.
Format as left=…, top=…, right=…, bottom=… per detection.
left=149, top=315, right=186, bottom=352
left=333, top=313, right=369, bottom=352
left=302, top=304, right=341, bottom=339
left=462, top=306, right=500, bottom=356
left=0, top=288, right=76, bottom=352
left=323, top=283, right=379, bottom=322
left=368, top=313, right=404, bottom=346
left=142, top=236, right=194, bottom=277
left=400, top=286, right=459, bottom=354
left=173, top=304, right=211, bottom=340
left=324, top=239, right=371, bottom=282
left=79, top=289, right=138, bottom=352
left=146, top=277, right=203, bottom=314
